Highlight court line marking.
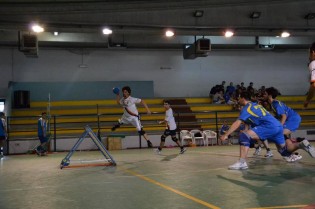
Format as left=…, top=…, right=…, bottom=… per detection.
left=124, top=168, right=221, bottom=209
left=247, top=205, right=307, bottom=209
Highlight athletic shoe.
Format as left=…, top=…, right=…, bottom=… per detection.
left=294, top=152, right=303, bottom=161
left=147, top=140, right=153, bottom=148
left=283, top=154, right=302, bottom=162
left=264, top=150, right=274, bottom=158
left=179, top=147, right=187, bottom=154
left=299, top=139, right=315, bottom=158
left=154, top=148, right=161, bottom=155
left=253, top=146, right=261, bottom=156
left=228, top=161, right=248, bottom=170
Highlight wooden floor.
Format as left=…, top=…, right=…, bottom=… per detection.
left=1, top=145, right=315, bottom=209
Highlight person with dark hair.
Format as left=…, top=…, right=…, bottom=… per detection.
left=0, top=112, right=7, bottom=158
left=264, top=87, right=303, bottom=161
left=155, top=100, right=186, bottom=154
left=36, top=112, right=48, bottom=156
left=304, top=42, right=315, bottom=108
left=220, top=92, right=315, bottom=170
left=111, top=86, right=153, bottom=148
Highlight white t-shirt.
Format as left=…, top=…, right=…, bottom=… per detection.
left=165, top=108, right=176, bottom=130
left=309, top=60, right=315, bottom=82
left=119, top=96, right=141, bottom=117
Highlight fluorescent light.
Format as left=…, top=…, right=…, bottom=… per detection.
left=54, top=31, right=59, bottom=36
left=102, top=28, right=112, bottom=35
left=165, top=30, right=174, bottom=37
left=224, top=30, right=234, bottom=38
left=194, top=10, right=204, bottom=17
left=31, top=24, right=44, bottom=33
left=281, top=31, right=290, bottom=38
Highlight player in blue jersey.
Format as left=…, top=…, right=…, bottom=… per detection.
left=304, top=42, right=315, bottom=108
left=0, top=112, right=7, bottom=158
left=220, top=92, right=315, bottom=170
left=264, top=87, right=303, bottom=161
left=36, top=112, right=48, bottom=156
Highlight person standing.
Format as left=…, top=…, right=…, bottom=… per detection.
left=155, top=100, right=186, bottom=154
left=111, top=86, right=153, bottom=148
left=0, top=112, right=7, bottom=158
left=36, top=112, right=48, bottom=156
left=304, top=42, right=315, bottom=108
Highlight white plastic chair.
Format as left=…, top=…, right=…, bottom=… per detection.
left=190, top=129, right=205, bottom=146
left=180, top=130, right=194, bottom=146
left=203, top=130, right=217, bottom=146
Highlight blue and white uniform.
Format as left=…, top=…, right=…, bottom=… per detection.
left=38, top=117, right=47, bottom=143
left=271, top=100, right=301, bottom=132
left=0, top=118, right=7, bottom=140
left=239, top=102, right=284, bottom=145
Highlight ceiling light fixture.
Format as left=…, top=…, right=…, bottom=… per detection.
left=304, top=13, right=315, bottom=20
left=165, top=30, right=174, bottom=37
left=194, top=10, right=204, bottom=17
left=31, top=24, right=44, bottom=33
left=53, top=31, right=59, bottom=36
left=250, top=12, right=261, bottom=19
left=224, top=30, right=234, bottom=38
left=102, top=28, right=113, bottom=35
left=281, top=31, right=290, bottom=38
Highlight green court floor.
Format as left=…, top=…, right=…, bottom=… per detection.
left=0, top=145, right=315, bottom=209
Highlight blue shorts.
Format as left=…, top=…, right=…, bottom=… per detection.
left=251, top=125, right=285, bottom=145
left=39, top=136, right=48, bottom=143
left=283, top=115, right=301, bottom=132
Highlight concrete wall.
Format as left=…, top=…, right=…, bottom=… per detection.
left=0, top=48, right=310, bottom=100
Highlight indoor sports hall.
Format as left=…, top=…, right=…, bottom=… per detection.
left=0, top=1, right=315, bottom=209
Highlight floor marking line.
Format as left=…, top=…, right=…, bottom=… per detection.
left=124, top=169, right=221, bottom=209
left=247, top=205, right=307, bottom=209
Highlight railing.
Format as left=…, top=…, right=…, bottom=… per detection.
left=6, top=106, right=315, bottom=154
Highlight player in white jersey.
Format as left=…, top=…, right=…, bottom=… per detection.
left=111, top=86, right=153, bottom=148
left=304, top=42, right=315, bottom=108
left=154, top=100, right=186, bottom=154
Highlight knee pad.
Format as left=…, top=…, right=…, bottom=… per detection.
left=278, top=146, right=292, bottom=157
left=171, top=136, right=178, bottom=143
left=161, top=135, right=166, bottom=142
left=138, top=129, right=146, bottom=135
left=239, top=132, right=251, bottom=147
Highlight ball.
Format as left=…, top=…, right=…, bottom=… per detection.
left=112, top=87, right=120, bottom=95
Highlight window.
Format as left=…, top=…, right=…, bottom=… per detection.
left=0, top=100, right=5, bottom=112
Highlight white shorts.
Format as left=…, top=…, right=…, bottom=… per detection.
left=119, top=116, right=143, bottom=131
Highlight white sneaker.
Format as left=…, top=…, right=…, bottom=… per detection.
left=283, top=154, right=302, bottom=162
left=253, top=146, right=261, bottom=156
left=154, top=148, right=161, bottom=155
left=228, top=161, right=248, bottom=170
left=299, top=140, right=315, bottom=158
left=294, top=153, right=303, bottom=161
left=264, top=150, right=274, bottom=158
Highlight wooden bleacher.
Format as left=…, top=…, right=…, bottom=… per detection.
left=7, top=96, right=315, bottom=140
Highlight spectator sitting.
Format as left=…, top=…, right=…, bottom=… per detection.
left=240, top=82, right=246, bottom=92
left=226, top=82, right=235, bottom=95
left=213, top=90, right=225, bottom=104
left=224, top=91, right=236, bottom=105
